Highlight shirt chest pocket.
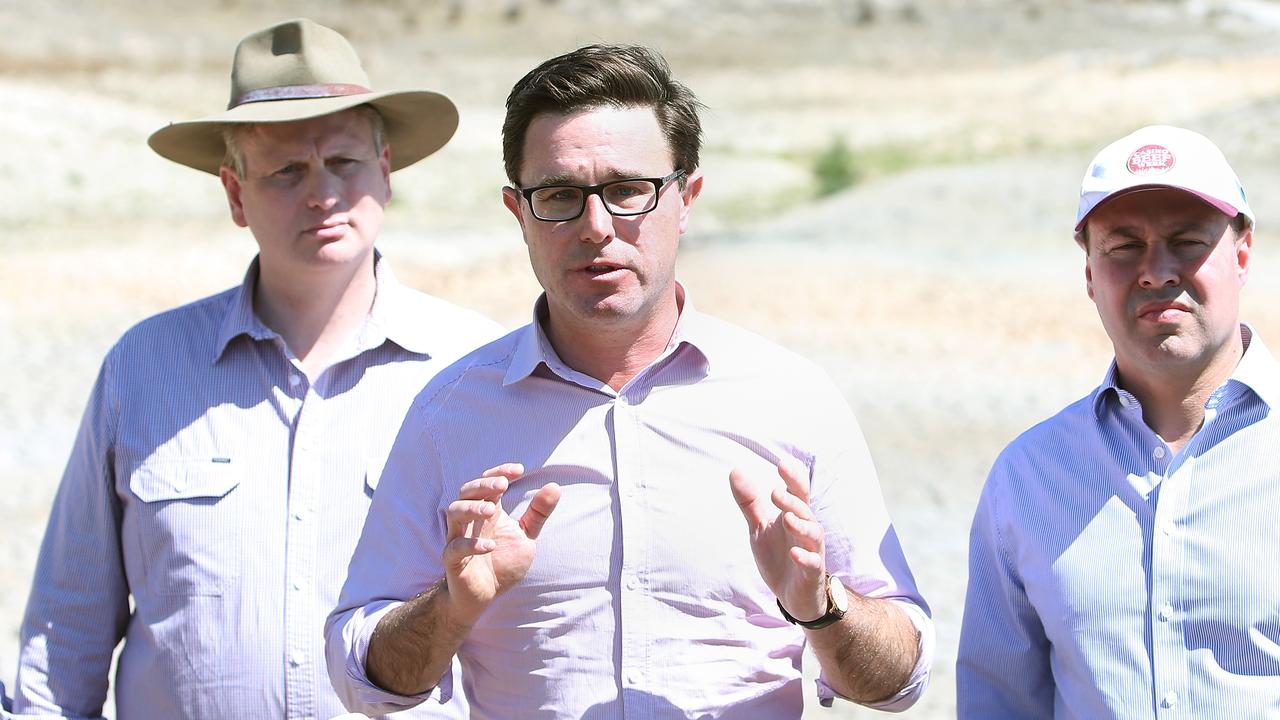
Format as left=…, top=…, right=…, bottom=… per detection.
left=128, top=460, right=243, bottom=597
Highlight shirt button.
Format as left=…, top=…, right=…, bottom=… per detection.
left=289, top=653, right=303, bottom=667
left=1158, top=604, right=1173, bottom=622
left=1119, top=395, right=1131, bottom=408
left=1153, top=446, right=1166, bottom=460
left=626, top=671, right=639, bottom=685
left=288, top=373, right=302, bottom=387
left=1161, top=691, right=1178, bottom=709
left=625, top=577, right=639, bottom=591
left=292, top=580, right=303, bottom=591
left=1161, top=521, right=1176, bottom=537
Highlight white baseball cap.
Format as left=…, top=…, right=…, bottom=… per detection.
left=1075, top=125, right=1252, bottom=234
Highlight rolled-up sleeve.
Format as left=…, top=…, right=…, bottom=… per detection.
left=14, top=353, right=129, bottom=719
left=809, top=392, right=934, bottom=711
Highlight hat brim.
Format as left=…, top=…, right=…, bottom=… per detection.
left=147, top=89, right=458, bottom=175
left=1074, top=183, right=1241, bottom=233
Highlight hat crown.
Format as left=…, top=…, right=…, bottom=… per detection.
left=229, top=19, right=371, bottom=106
left=1075, top=125, right=1253, bottom=233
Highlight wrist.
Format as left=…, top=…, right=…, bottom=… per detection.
left=777, top=574, right=848, bottom=630
left=436, top=578, right=483, bottom=629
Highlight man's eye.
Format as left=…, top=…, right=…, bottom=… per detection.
left=274, top=164, right=303, bottom=177
left=536, top=188, right=578, bottom=203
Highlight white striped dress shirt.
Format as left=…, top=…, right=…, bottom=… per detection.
left=958, top=325, right=1280, bottom=718
left=13, top=256, right=501, bottom=720
left=327, top=292, right=934, bottom=719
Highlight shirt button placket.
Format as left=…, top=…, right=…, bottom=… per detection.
left=284, top=384, right=319, bottom=720
left=612, top=392, right=647, bottom=702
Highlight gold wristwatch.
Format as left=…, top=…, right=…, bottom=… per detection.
left=777, top=573, right=849, bottom=629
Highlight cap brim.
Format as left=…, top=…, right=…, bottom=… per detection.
left=147, top=89, right=458, bottom=175
left=1074, top=183, right=1240, bottom=232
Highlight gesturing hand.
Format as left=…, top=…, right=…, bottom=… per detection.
left=729, top=460, right=829, bottom=623
left=443, top=463, right=561, bottom=625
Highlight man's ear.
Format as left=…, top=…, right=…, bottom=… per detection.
left=677, top=169, right=704, bottom=236
left=380, top=143, right=393, bottom=204
left=1237, top=226, right=1253, bottom=288
left=502, top=186, right=529, bottom=239
left=220, top=166, right=249, bottom=228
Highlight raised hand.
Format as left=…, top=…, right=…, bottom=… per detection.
left=729, top=459, right=829, bottom=623
left=442, top=463, right=561, bottom=625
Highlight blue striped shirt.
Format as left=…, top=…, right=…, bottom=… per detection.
left=13, top=256, right=501, bottom=719
left=958, top=326, right=1280, bottom=718
left=327, top=292, right=934, bottom=719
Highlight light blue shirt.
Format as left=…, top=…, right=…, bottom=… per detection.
left=958, top=326, right=1280, bottom=718
left=13, top=256, right=501, bottom=719
left=327, top=290, right=934, bottom=719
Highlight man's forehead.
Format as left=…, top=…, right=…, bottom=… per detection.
left=521, top=106, right=672, bottom=183
left=240, top=111, right=375, bottom=153
left=1088, top=188, right=1230, bottom=229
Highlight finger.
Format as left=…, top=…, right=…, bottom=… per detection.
left=728, top=468, right=768, bottom=526
left=777, top=459, right=810, bottom=505
left=442, top=536, right=497, bottom=571
left=782, top=511, right=825, bottom=554
left=445, top=499, right=497, bottom=540
left=443, top=535, right=497, bottom=561
left=482, top=463, right=524, bottom=480
left=519, top=483, right=562, bottom=539
left=771, top=485, right=814, bottom=522
left=788, top=545, right=826, bottom=574
left=458, top=476, right=509, bottom=501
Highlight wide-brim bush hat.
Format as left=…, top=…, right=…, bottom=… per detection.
left=148, top=18, right=458, bottom=175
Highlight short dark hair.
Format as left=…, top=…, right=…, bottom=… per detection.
left=502, top=44, right=703, bottom=186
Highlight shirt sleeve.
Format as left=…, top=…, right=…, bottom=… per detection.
left=806, top=394, right=934, bottom=711
left=956, top=459, right=1054, bottom=718
left=325, top=396, right=455, bottom=714
left=13, top=353, right=128, bottom=720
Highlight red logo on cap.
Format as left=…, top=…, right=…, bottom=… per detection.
left=1127, top=145, right=1175, bottom=175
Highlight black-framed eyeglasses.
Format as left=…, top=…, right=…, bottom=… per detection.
left=516, top=169, right=686, bottom=222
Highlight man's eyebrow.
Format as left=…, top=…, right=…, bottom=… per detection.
left=530, top=168, right=649, bottom=186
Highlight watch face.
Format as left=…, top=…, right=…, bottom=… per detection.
left=829, top=576, right=849, bottom=613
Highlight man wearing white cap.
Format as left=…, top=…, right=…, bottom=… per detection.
left=9, top=18, right=498, bottom=719
left=957, top=125, right=1280, bottom=717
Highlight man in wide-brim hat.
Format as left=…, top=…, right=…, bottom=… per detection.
left=10, top=18, right=498, bottom=719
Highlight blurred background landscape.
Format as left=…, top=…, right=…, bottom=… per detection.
left=5, top=0, right=1280, bottom=716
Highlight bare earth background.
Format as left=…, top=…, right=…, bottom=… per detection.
left=5, top=1, right=1280, bottom=717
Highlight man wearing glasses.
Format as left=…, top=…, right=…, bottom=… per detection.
left=326, top=44, right=933, bottom=718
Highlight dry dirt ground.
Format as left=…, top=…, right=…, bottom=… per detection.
left=5, top=1, right=1280, bottom=717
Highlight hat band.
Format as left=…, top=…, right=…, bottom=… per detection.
left=229, top=83, right=372, bottom=109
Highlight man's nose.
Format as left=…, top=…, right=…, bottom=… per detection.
left=306, top=169, right=340, bottom=211
left=578, top=193, right=614, bottom=244
left=1138, top=243, right=1180, bottom=288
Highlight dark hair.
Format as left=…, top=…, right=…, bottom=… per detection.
left=502, top=44, right=703, bottom=186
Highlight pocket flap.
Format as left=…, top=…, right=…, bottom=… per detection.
left=129, top=460, right=240, bottom=503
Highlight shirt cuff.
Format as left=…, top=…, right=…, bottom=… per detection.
left=336, top=600, right=454, bottom=713
left=816, top=598, right=934, bottom=712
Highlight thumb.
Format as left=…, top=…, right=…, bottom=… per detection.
left=729, top=468, right=764, bottom=526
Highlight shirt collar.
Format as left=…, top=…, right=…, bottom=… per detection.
left=212, top=251, right=432, bottom=364
left=502, top=281, right=723, bottom=387
left=1092, top=323, right=1280, bottom=416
